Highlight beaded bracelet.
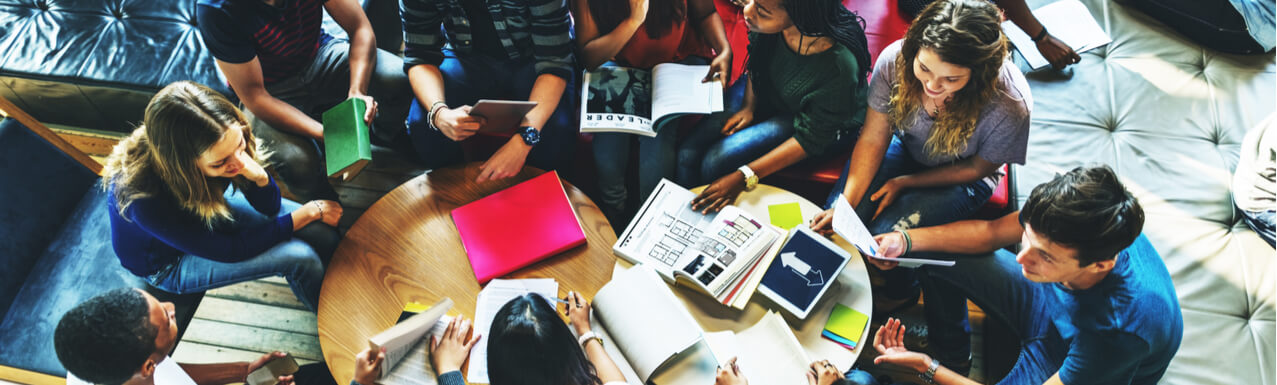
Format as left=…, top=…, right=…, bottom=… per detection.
left=898, top=229, right=913, bottom=255
left=426, top=101, right=447, bottom=132
left=312, top=201, right=324, bottom=219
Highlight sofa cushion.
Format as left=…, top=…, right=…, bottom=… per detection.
left=1014, top=0, right=1275, bottom=383
left=0, top=0, right=228, bottom=132
left=0, top=118, right=99, bottom=316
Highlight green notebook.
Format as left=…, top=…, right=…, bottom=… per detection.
left=322, top=98, right=372, bottom=181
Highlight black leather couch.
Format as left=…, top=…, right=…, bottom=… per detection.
left=0, top=116, right=202, bottom=381
left=0, top=0, right=389, bottom=134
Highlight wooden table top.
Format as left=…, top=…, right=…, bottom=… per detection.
left=317, top=163, right=616, bottom=383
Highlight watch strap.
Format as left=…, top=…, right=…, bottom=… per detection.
left=737, top=165, right=758, bottom=191
left=577, top=331, right=601, bottom=348
left=919, top=358, right=940, bottom=384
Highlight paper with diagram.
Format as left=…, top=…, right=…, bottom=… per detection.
left=613, top=179, right=783, bottom=308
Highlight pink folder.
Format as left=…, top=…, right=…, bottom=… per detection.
left=451, top=171, right=587, bottom=283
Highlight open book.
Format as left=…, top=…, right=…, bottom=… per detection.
left=1002, top=0, right=1111, bottom=69
left=588, top=265, right=812, bottom=385
left=368, top=298, right=455, bottom=385
left=580, top=63, right=724, bottom=137
left=614, top=179, right=785, bottom=309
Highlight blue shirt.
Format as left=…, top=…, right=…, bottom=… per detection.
left=107, top=178, right=294, bottom=277
left=1052, top=235, right=1184, bottom=385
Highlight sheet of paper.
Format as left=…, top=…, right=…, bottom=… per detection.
left=732, top=312, right=812, bottom=385
left=768, top=202, right=804, bottom=229
left=468, top=278, right=559, bottom=384
left=832, top=194, right=955, bottom=268
left=594, top=265, right=706, bottom=382
left=382, top=316, right=452, bottom=385
left=1002, top=0, right=1111, bottom=69
left=651, top=63, right=724, bottom=122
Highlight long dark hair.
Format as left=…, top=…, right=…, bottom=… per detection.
left=488, top=294, right=602, bottom=385
left=589, top=0, right=686, bottom=39
left=786, top=0, right=872, bottom=80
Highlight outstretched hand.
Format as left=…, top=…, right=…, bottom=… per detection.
left=873, top=317, right=933, bottom=373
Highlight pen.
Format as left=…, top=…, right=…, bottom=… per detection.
left=550, top=296, right=570, bottom=305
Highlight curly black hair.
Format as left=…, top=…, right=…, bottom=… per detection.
left=54, top=288, right=158, bottom=385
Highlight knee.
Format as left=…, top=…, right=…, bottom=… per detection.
left=275, top=239, right=325, bottom=272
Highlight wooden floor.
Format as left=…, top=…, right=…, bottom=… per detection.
left=58, top=129, right=995, bottom=383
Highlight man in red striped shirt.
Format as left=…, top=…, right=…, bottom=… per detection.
left=198, top=0, right=410, bottom=202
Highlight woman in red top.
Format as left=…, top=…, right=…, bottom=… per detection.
left=572, top=0, right=731, bottom=223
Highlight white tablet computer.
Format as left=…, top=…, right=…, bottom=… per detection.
left=470, top=99, right=538, bottom=133
left=757, top=226, right=852, bottom=319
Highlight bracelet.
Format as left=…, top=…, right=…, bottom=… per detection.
left=918, top=357, right=940, bottom=384
left=898, top=229, right=912, bottom=255
left=577, top=331, right=603, bottom=348
left=312, top=201, right=324, bottom=219
left=426, top=101, right=447, bottom=131
left=1032, top=27, right=1049, bottom=42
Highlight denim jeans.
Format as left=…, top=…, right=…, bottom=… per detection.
left=406, top=50, right=577, bottom=171
left=676, top=79, right=792, bottom=186
left=918, top=250, right=1068, bottom=384
left=146, top=188, right=340, bottom=312
left=824, top=137, right=994, bottom=366
left=246, top=38, right=411, bottom=202
left=592, top=57, right=706, bottom=215
left=1243, top=209, right=1276, bottom=247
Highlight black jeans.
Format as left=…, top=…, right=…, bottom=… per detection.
left=1118, top=0, right=1266, bottom=54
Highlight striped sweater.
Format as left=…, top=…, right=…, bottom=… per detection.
left=197, top=0, right=334, bottom=85
left=400, top=0, right=575, bottom=81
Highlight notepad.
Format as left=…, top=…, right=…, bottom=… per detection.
left=823, top=304, right=869, bottom=349
left=452, top=171, right=587, bottom=283
left=768, top=202, right=803, bottom=229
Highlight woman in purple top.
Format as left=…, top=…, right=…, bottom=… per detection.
left=811, top=0, right=1032, bottom=371
left=103, top=81, right=342, bottom=312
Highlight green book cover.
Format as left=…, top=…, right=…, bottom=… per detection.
left=322, top=98, right=372, bottom=181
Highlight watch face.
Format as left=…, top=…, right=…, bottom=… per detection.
left=520, top=126, right=540, bottom=146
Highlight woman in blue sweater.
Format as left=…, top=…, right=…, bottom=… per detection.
left=104, top=81, right=342, bottom=312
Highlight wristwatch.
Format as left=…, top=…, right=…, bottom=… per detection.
left=518, top=126, right=541, bottom=147
left=919, top=357, right=941, bottom=384
left=577, top=331, right=603, bottom=348
left=737, top=165, right=758, bottom=191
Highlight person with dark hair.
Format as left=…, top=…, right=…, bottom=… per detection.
left=428, top=292, right=627, bottom=385
left=847, top=165, right=1182, bottom=385
left=105, top=81, right=341, bottom=313
left=401, top=0, right=577, bottom=182
left=571, top=0, right=731, bottom=222
left=54, top=288, right=381, bottom=385
left=682, top=0, right=872, bottom=214
left=809, top=1, right=1030, bottom=370
left=197, top=0, right=411, bottom=202
left=897, top=0, right=1083, bottom=70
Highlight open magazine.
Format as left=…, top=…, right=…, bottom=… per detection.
left=614, top=179, right=785, bottom=309
left=368, top=298, right=455, bottom=385
left=581, top=63, right=724, bottom=137
left=587, top=265, right=813, bottom=385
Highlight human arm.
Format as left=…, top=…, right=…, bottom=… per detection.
left=865, top=211, right=1022, bottom=269
left=867, top=155, right=1001, bottom=219
left=179, top=352, right=293, bottom=385
left=690, top=137, right=806, bottom=213
left=429, top=316, right=482, bottom=376
left=476, top=0, right=575, bottom=182
left=689, top=0, right=732, bottom=83
left=217, top=59, right=324, bottom=140
left=325, top=0, right=379, bottom=124
left=994, top=0, right=1079, bottom=70
left=570, top=0, right=648, bottom=70
left=401, top=0, right=484, bottom=141
left=872, top=318, right=980, bottom=385
left=566, top=291, right=628, bottom=383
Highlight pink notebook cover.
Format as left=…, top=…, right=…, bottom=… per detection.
left=451, top=171, right=587, bottom=283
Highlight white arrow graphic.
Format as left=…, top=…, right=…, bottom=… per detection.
left=779, top=252, right=824, bottom=287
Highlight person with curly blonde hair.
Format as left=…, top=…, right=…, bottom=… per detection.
left=104, top=81, right=341, bottom=312
left=811, top=0, right=1032, bottom=373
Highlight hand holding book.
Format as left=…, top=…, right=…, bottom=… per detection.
left=429, top=316, right=481, bottom=375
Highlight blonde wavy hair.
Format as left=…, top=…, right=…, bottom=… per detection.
left=103, top=81, right=263, bottom=227
left=888, top=0, right=1008, bottom=157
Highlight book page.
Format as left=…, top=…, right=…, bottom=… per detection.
left=614, top=179, right=714, bottom=280
left=1002, top=0, right=1110, bottom=69
left=371, top=298, right=454, bottom=378
left=832, top=195, right=954, bottom=268
left=584, top=312, right=644, bottom=384
left=381, top=316, right=453, bottom=385
left=468, top=279, right=559, bottom=383
left=581, top=67, right=657, bottom=136
left=731, top=312, right=812, bottom=384
left=651, top=63, right=724, bottom=124
left=700, top=206, right=781, bottom=296
left=593, top=265, right=706, bottom=382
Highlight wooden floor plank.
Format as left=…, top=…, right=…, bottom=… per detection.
left=181, top=319, right=323, bottom=362
left=172, top=341, right=319, bottom=366
left=205, top=280, right=308, bottom=310
left=193, top=297, right=318, bottom=335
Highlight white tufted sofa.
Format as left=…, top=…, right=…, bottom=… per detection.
left=1013, top=0, right=1275, bottom=383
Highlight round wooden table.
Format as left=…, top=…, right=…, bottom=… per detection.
left=317, top=163, right=616, bottom=382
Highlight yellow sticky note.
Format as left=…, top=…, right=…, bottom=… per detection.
left=825, top=304, right=870, bottom=344
left=768, top=202, right=803, bottom=229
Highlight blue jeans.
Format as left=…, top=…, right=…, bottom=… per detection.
left=824, top=137, right=993, bottom=366
left=406, top=50, right=577, bottom=171
left=918, top=250, right=1068, bottom=384
left=676, top=79, right=793, bottom=186
left=1242, top=209, right=1276, bottom=247
left=147, top=189, right=340, bottom=312
left=592, top=57, right=706, bottom=214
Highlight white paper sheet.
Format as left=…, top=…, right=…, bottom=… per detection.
left=1002, top=0, right=1111, bottom=69
left=831, top=194, right=954, bottom=268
